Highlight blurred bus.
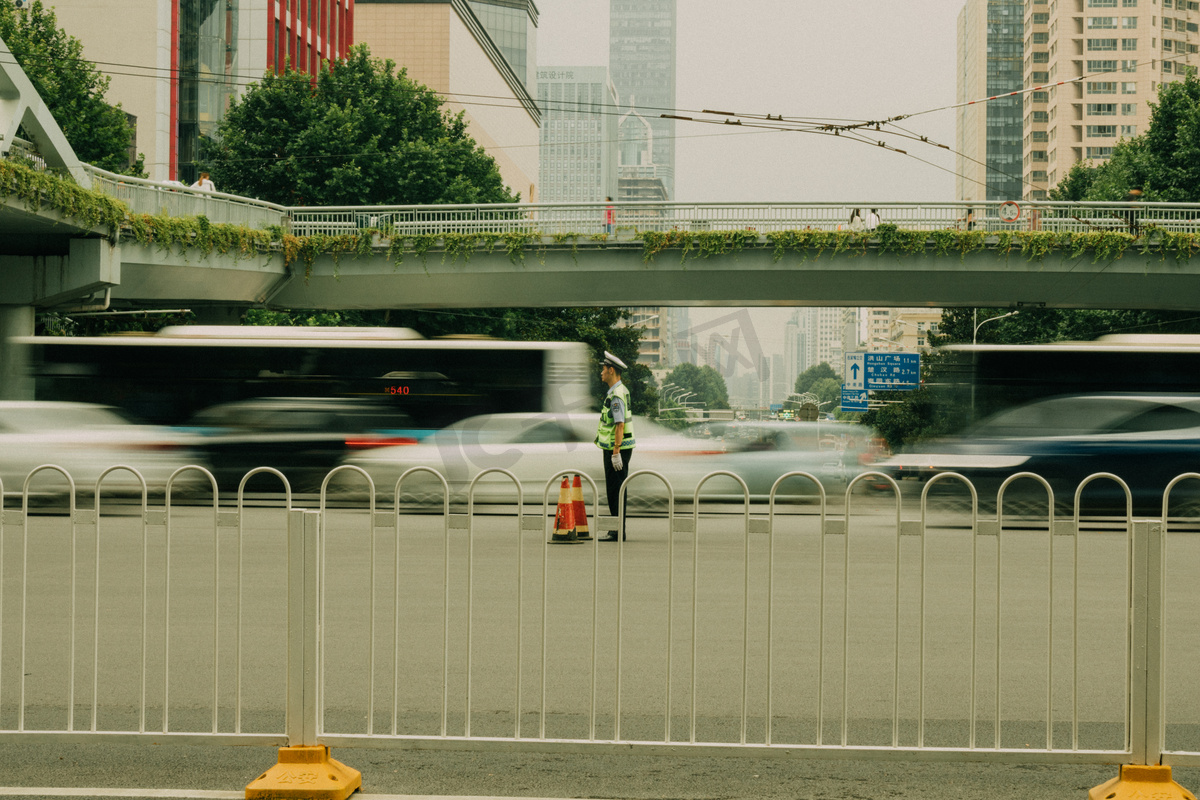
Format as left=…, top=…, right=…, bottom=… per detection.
left=18, top=327, right=593, bottom=428
left=947, top=334, right=1200, bottom=421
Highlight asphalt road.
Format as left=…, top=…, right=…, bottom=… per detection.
left=4, top=498, right=1200, bottom=799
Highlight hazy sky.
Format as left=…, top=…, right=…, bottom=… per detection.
left=538, top=0, right=962, bottom=204
left=537, top=1, right=966, bottom=360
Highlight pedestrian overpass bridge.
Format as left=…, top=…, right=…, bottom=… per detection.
left=6, top=174, right=1200, bottom=312
left=4, top=26, right=1200, bottom=315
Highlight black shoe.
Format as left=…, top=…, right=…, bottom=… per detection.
left=600, top=531, right=619, bottom=542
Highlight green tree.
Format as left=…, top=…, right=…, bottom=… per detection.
left=808, top=377, right=842, bottom=411
left=662, top=363, right=731, bottom=411
left=861, top=384, right=959, bottom=451
left=0, top=0, right=142, bottom=174
left=793, top=362, right=841, bottom=394
left=1049, top=75, right=1200, bottom=202
left=207, top=44, right=516, bottom=206
left=935, top=307, right=1200, bottom=347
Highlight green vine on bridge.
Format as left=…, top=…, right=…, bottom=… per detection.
left=4, top=160, right=1200, bottom=277
left=0, top=158, right=126, bottom=237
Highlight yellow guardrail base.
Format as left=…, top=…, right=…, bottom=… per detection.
left=245, top=744, right=362, bottom=800
left=1088, top=765, right=1196, bottom=800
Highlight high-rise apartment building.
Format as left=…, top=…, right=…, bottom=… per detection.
left=623, top=306, right=670, bottom=377
left=1021, top=0, right=1198, bottom=198
left=839, top=308, right=860, bottom=363
left=888, top=309, right=943, bottom=352
left=537, top=67, right=619, bottom=203
left=788, top=308, right=847, bottom=376
left=609, top=0, right=676, bottom=199
left=866, top=308, right=896, bottom=352
left=782, top=314, right=802, bottom=395
left=770, top=353, right=787, bottom=405
left=53, top=0, right=351, bottom=182
left=956, top=0, right=1025, bottom=202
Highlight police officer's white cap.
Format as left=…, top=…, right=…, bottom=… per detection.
left=601, top=351, right=628, bottom=371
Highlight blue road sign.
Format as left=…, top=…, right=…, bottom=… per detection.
left=841, top=386, right=868, bottom=412
left=864, top=352, right=920, bottom=390
left=844, top=352, right=864, bottom=390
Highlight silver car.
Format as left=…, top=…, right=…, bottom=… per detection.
left=0, top=402, right=208, bottom=500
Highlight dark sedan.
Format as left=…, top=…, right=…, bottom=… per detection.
left=181, top=397, right=429, bottom=493
left=877, top=394, right=1200, bottom=515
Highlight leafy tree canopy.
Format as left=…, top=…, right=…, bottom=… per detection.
left=0, top=0, right=142, bottom=174
left=1049, top=75, right=1200, bottom=202
left=793, top=362, right=841, bottom=395
left=207, top=44, right=517, bottom=206
left=662, top=363, right=731, bottom=410
left=934, top=307, right=1200, bottom=346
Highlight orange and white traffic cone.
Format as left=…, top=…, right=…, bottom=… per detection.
left=550, top=476, right=580, bottom=544
left=570, top=474, right=591, bottom=540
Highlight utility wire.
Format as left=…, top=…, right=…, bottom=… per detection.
left=5, top=40, right=1195, bottom=191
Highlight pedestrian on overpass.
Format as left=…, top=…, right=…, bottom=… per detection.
left=596, top=351, right=635, bottom=542
left=191, top=171, right=215, bottom=191
left=1120, top=188, right=1143, bottom=235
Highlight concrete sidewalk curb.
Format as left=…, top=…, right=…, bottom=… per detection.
left=0, top=791, right=585, bottom=800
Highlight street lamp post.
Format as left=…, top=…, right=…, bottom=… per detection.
left=970, top=310, right=1019, bottom=419
left=972, top=310, right=1019, bottom=344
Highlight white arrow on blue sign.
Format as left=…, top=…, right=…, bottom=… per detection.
left=844, top=352, right=865, bottom=390
left=841, top=385, right=868, bottom=412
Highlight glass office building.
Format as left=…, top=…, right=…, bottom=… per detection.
left=609, top=0, right=676, bottom=199
left=956, top=0, right=1024, bottom=202
left=537, top=67, right=619, bottom=202
left=177, top=0, right=240, bottom=185
left=467, top=0, right=538, bottom=89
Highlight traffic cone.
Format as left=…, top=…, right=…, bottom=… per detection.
left=570, top=474, right=591, bottom=540
left=551, top=476, right=580, bottom=544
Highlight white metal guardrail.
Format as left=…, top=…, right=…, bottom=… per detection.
left=288, top=200, right=1200, bottom=238
left=11, top=149, right=1200, bottom=243
left=3, top=463, right=1200, bottom=772
left=0, top=465, right=290, bottom=745
left=82, top=165, right=289, bottom=230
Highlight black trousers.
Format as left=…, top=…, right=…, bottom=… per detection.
left=602, top=447, right=633, bottom=532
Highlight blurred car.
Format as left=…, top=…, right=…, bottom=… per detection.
left=0, top=402, right=207, bottom=499
left=876, top=393, right=1200, bottom=514
left=331, top=412, right=873, bottom=507
left=181, top=397, right=430, bottom=493
left=683, top=420, right=883, bottom=502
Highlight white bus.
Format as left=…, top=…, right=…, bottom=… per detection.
left=20, top=326, right=594, bottom=429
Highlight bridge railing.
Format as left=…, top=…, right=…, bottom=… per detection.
left=3, top=137, right=48, bottom=172
left=82, top=165, right=289, bottom=230
left=12, top=152, right=1200, bottom=240
left=289, top=200, right=1200, bottom=239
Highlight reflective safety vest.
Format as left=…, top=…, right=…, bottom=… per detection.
left=595, top=381, right=635, bottom=450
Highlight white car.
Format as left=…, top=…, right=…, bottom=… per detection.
left=331, top=412, right=868, bottom=508
left=0, top=402, right=208, bottom=500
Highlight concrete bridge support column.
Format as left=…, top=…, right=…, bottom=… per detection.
left=0, top=305, right=34, bottom=400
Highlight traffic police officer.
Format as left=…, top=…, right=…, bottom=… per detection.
left=596, top=351, right=635, bottom=541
